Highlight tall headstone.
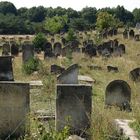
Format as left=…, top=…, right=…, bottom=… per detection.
left=0, top=56, right=14, bottom=81
left=105, top=80, right=131, bottom=111
left=0, top=82, right=30, bottom=139
left=56, top=84, right=92, bottom=138
left=57, top=64, right=79, bottom=84
left=22, top=42, right=34, bottom=63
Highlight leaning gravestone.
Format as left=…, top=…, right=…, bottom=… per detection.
left=0, top=81, right=29, bottom=139
left=105, top=80, right=131, bottom=111
left=57, top=64, right=79, bottom=84
left=0, top=56, right=14, bottom=81
left=56, top=84, right=92, bottom=138
left=129, top=68, right=140, bottom=82
left=22, top=42, right=34, bottom=63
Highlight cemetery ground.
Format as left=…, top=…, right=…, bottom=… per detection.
left=1, top=30, right=140, bottom=140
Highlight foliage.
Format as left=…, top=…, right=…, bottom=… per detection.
left=33, top=32, right=47, bottom=50
left=23, top=57, right=40, bottom=75
left=133, top=8, right=140, bottom=23
left=0, top=1, right=17, bottom=15
left=44, top=15, right=68, bottom=34
left=66, top=28, right=77, bottom=42
left=96, top=11, right=119, bottom=31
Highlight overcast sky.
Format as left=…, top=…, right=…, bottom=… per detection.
left=0, top=0, right=140, bottom=11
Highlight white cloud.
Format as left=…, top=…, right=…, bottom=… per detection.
left=0, top=0, right=140, bottom=11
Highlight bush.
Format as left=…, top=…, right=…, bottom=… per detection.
left=33, top=32, right=47, bottom=51
left=66, top=28, right=77, bottom=42
left=23, top=57, right=40, bottom=75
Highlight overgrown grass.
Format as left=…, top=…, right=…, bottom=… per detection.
left=11, top=30, right=140, bottom=140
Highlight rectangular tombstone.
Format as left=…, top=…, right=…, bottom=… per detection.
left=22, top=43, right=34, bottom=63
left=0, top=82, right=30, bottom=139
left=0, top=56, right=14, bottom=81
left=56, top=84, right=92, bottom=137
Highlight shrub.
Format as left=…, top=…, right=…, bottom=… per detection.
left=23, top=57, right=40, bottom=75
left=33, top=32, right=47, bottom=51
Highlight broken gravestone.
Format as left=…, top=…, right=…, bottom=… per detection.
left=57, top=64, right=79, bottom=84
left=105, top=80, right=131, bottom=111
left=0, top=56, right=14, bottom=81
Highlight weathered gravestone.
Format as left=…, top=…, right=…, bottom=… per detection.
left=129, top=30, right=135, bottom=39
left=51, top=64, right=65, bottom=75
left=53, top=42, right=62, bottom=56
left=2, top=42, right=10, bottom=56
left=44, top=42, right=55, bottom=59
left=22, top=42, right=34, bottom=63
left=57, top=64, right=79, bottom=84
left=0, top=56, right=14, bottom=81
left=56, top=84, right=92, bottom=138
left=129, top=68, right=140, bottom=82
left=105, top=80, right=131, bottom=111
left=134, top=34, right=140, bottom=41
left=11, top=43, right=19, bottom=56
left=0, top=82, right=30, bottom=139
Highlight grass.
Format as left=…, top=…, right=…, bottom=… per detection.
left=5, top=29, right=140, bottom=139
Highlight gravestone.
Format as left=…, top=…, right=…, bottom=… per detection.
left=56, top=84, right=92, bottom=138
left=57, top=64, right=79, bottom=84
left=44, top=42, right=55, bottom=59
left=22, top=42, right=34, bottom=63
left=0, top=56, right=14, bottom=81
left=0, top=82, right=30, bottom=139
left=11, top=43, right=19, bottom=56
left=51, top=64, right=65, bottom=74
left=129, top=68, right=140, bottom=82
left=2, top=42, right=10, bottom=56
left=53, top=42, right=62, bottom=56
left=105, top=80, right=131, bottom=111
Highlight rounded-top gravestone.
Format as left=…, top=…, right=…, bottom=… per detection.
left=105, top=80, right=131, bottom=111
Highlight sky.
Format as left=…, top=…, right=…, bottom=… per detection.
left=0, top=0, right=140, bottom=11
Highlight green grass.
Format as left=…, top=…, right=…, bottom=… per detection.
left=9, top=29, right=140, bottom=140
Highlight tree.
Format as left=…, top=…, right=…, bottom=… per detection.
left=81, top=7, right=97, bottom=24
left=27, top=6, right=46, bottom=22
left=96, top=12, right=119, bottom=31
left=133, top=8, right=140, bottom=23
left=115, top=6, right=134, bottom=24
left=0, top=1, right=17, bottom=15
left=66, top=28, right=77, bottom=42
left=69, top=18, right=88, bottom=31
left=33, top=32, right=47, bottom=50
left=44, top=15, right=68, bottom=34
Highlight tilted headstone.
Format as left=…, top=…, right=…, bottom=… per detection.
left=105, top=80, right=131, bottom=111
left=0, top=82, right=30, bottom=139
left=22, top=42, right=34, bottom=63
left=57, top=64, right=79, bottom=84
left=129, top=68, right=140, bottom=82
left=0, top=56, right=14, bottom=81
left=56, top=84, right=92, bottom=138
left=53, top=42, right=62, bottom=56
